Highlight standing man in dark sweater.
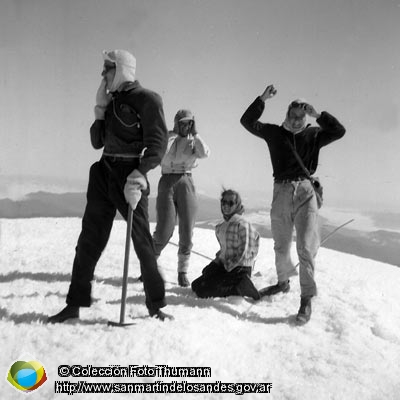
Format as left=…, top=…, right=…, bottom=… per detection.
left=48, top=49, right=170, bottom=323
left=240, top=84, right=345, bottom=323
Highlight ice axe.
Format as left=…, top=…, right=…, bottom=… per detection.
left=108, top=205, right=136, bottom=327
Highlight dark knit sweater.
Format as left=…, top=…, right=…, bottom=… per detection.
left=90, top=81, right=168, bottom=176
left=240, top=97, right=346, bottom=180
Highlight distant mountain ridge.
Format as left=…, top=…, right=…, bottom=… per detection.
left=0, top=191, right=222, bottom=221
left=0, top=191, right=88, bottom=219
left=0, top=191, right=399, bottom=268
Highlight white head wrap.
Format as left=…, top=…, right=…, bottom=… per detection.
left=102, top=49, right=136, bottom=92
left=282, top=98, right=308, bottom=134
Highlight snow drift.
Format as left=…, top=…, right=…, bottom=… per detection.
left=1, top=218, right=399, bottom=399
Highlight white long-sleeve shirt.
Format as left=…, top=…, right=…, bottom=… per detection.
left=160, top=132, right=210, bottom=174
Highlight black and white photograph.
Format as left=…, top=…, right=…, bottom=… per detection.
left=1, top=0, right=399, bottom=398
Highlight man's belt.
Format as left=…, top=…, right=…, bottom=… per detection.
left=162, top=172, right=192, bottom=176
left=102, top=153, right=141, bottom=163
left=274, top=176, right=307, bottom=184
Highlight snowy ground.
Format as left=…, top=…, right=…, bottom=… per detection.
left=1, top=218, right=400, bottom=399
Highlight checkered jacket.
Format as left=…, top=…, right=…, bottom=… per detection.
left=215, top=214, right=260, bottom=272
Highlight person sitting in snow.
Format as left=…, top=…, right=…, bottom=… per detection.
left=47, top=49, right=170, bottom=323
left=191, top=189, right=261, bottom=300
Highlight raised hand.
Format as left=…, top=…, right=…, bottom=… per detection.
left=302, top=103, right=320, bottom=119
left=260, top=84, right=277, bottom=101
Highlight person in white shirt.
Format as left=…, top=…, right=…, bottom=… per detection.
left=152, top=109, right=210, bottom=286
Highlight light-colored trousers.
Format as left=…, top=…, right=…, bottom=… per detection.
left=152, top=174, right=198, bottom=273
left=270, top=180, right=320, bottom=297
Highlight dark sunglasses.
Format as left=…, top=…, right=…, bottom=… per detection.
left=221, top=199, right=236, bottom=207
left=103, top=64, right=116, bottom=74
left=179, top=120, right=193, bottom=127
left=290, top=101, right=305, bottom=109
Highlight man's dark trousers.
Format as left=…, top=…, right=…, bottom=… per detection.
left=66, top=158, right=166, bottom=313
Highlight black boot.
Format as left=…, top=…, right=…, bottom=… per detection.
left=236, top=275, right=261, bottom=300
left=149, top=309, right=174, bottom=321
left=47, top=305, right=80, bottom=324
left=259, top=280, right=290, bottom=297
left=296, top=296, right=312, bottom=324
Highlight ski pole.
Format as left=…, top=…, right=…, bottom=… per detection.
left=108, top=205, right=134, bottom=326
left=292, top=218, right=354, bottom=269
left=320, top=218, right=354, bottom=246
left=169, top=219, right=355, bottom=267
left=241, top=218, right=356, bottom=315
left=168, top=240, right=213, bottom=261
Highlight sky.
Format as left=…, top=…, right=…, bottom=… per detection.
left=1, top=219, right=400, bottom=399
left=0, top=0, right=399, bottom=211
